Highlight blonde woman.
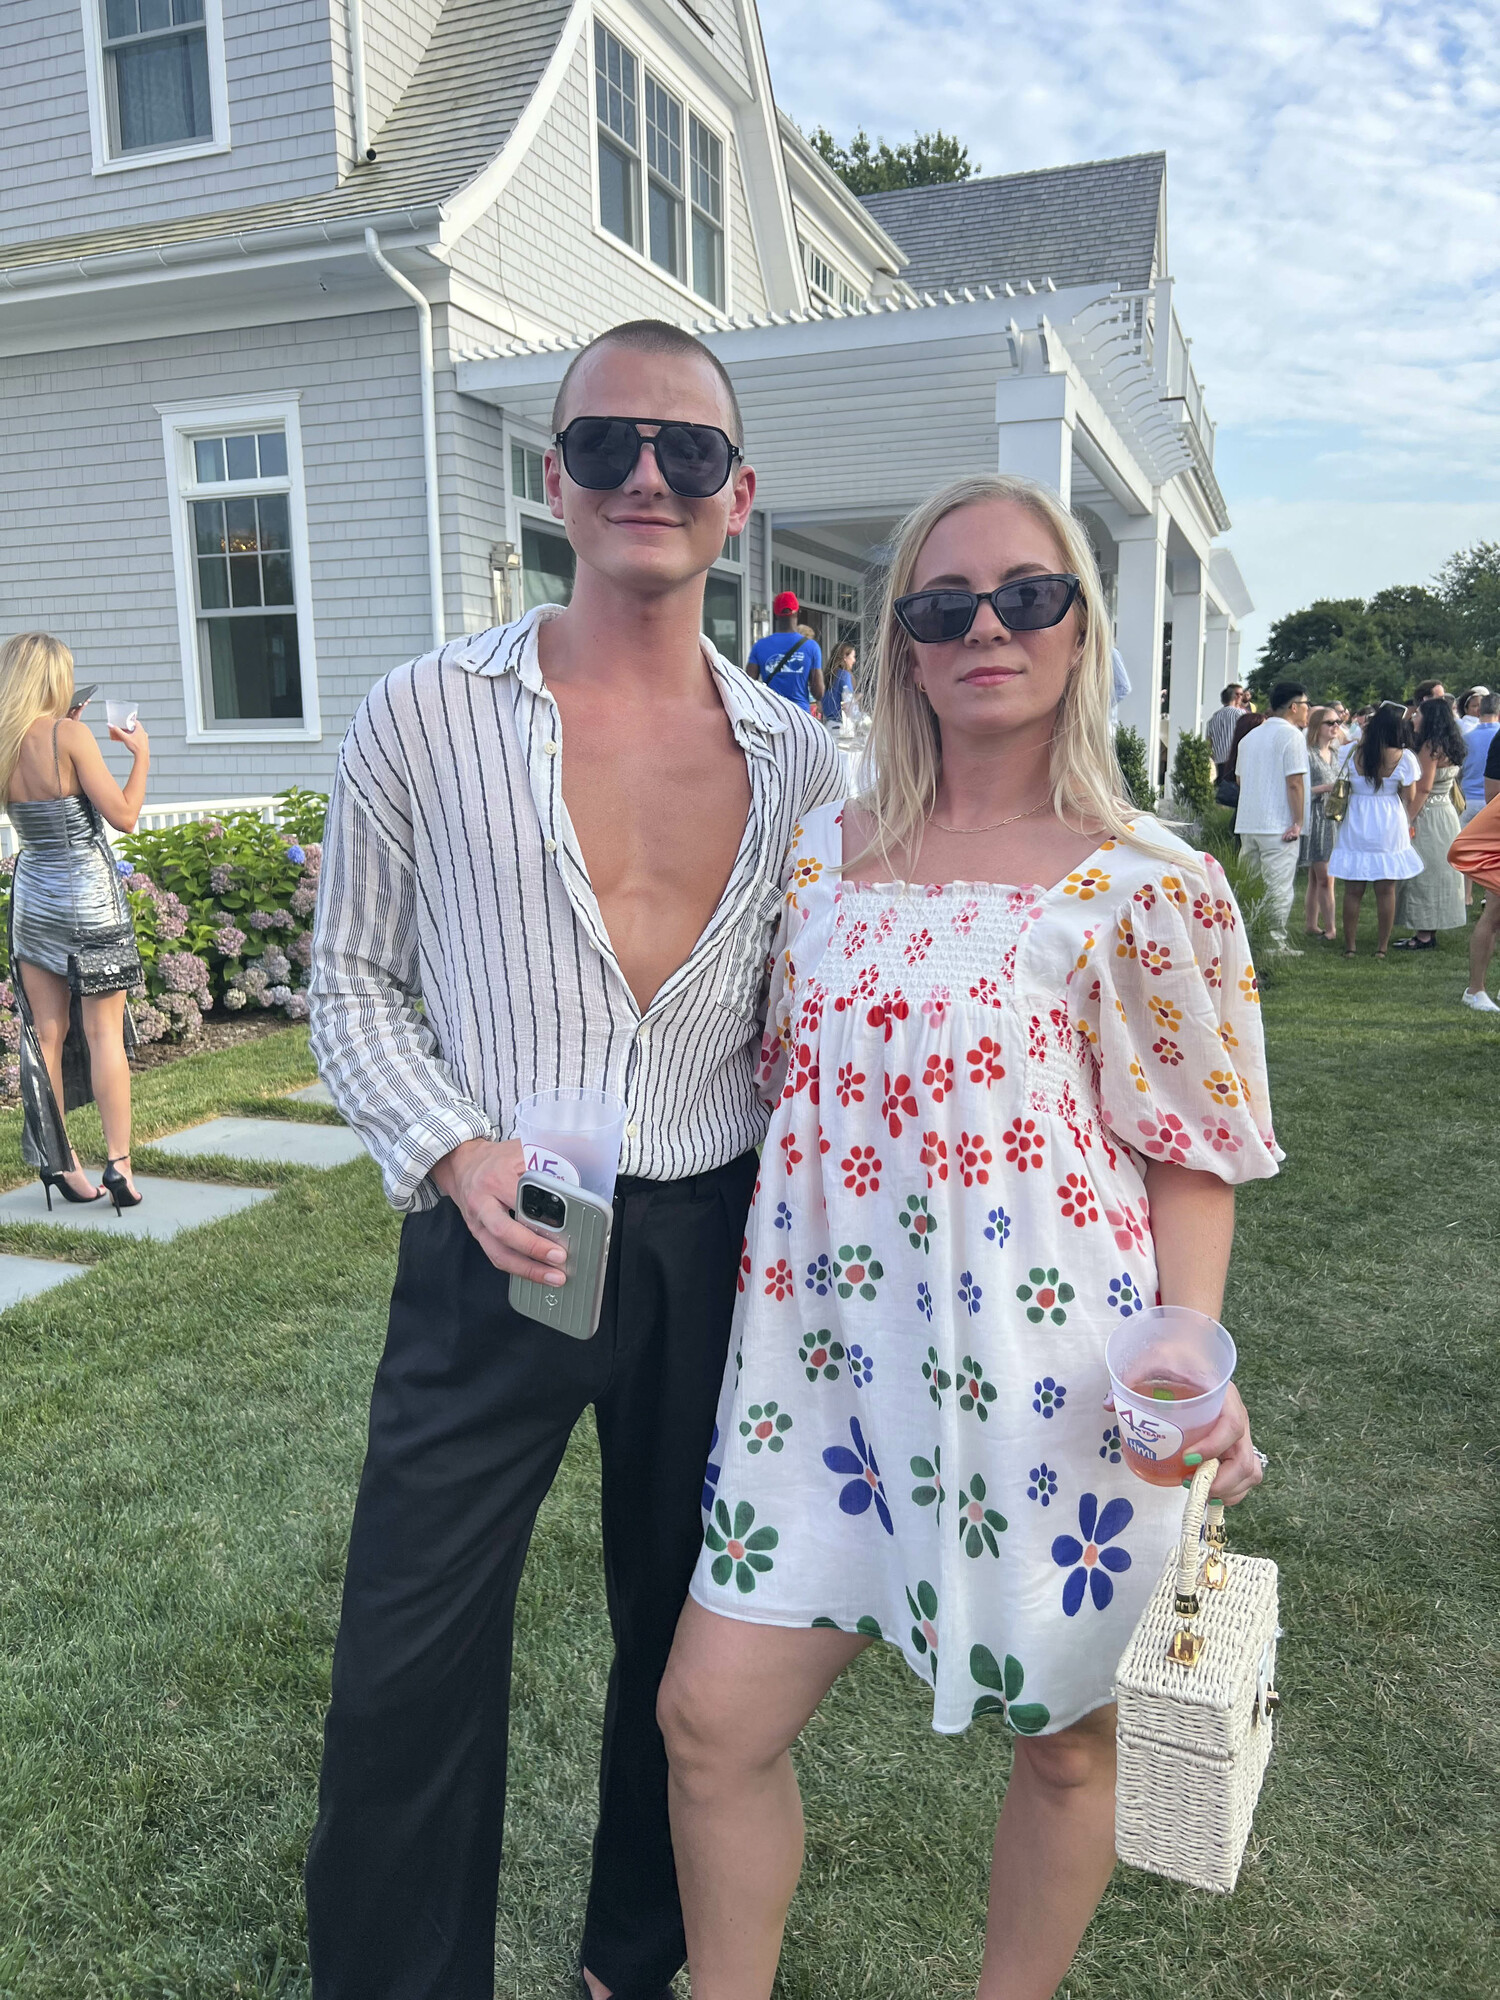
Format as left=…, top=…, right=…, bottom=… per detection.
left=1301, top=704, right=1342, bottom=938
left=0, top=634, right=149, bottom=1209
left=659, top=476, right=1278, bottom=2000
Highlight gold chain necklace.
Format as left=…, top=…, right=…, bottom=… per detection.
left=930, top=798, right=1051, bottom=834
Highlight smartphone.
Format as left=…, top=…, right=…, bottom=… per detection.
left=507, top=1172, right=613, bottom=1340
left=70, top=684, right=99, bottom=713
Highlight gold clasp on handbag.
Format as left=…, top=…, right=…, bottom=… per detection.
left=1202, top=1548, right=1229, bottom=1591
left=1167, top=1624, right=1202, bottom=1668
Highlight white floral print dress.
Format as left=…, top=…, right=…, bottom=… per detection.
left=689, top=802, right=1282, bottom=1736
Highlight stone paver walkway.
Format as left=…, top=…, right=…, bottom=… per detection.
left=0, top=1175, right=273, bottom=1244
left=153, top=1116, right=364, bottom=1168
left=288, top=1081, right=336, bottom=1107
left=0, top=1252, right=89, bottom=1307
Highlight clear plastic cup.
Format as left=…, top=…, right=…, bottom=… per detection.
left=1105, top=1307, right=1237, bottom=1488
left=106, top=701, right=139, bottom=734
left=514, top=1087, right=628, bottom=1202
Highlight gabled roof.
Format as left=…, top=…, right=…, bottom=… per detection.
left=0, top=0, right=571, bottom=274
left=859, top=152, right=1164, bottom=296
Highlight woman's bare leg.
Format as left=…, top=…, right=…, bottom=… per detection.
left=977, top=1705, right=1119, bottom=2000
left=659, top=1602, right=868, bottom=2000
left=1341, top=881, right=1364, bottom=952
left=15, top=962, right=95, bottom=1195
left=1302, top=865, right=1319, bottom=933
left=1315, top=862, right=1335, bottom=934
left=1374, top=881, right=1398, bottom=955
left=82, top=990, right=135, bottom=1194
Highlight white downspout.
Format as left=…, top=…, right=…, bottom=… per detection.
left=348, top=0, right=375, bottom=162
left=364, top=229, right=445, bottom=647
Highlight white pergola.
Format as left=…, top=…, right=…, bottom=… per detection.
left=457, top=282, right=1250, bottom=773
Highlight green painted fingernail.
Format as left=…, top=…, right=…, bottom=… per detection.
left=1183, top=1452, right=1203, bottom=1466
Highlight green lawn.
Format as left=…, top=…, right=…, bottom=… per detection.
left=0, top=929, right=1497, bottom=1999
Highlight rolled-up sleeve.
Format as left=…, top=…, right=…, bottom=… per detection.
left=309, top=760, right=497, bottom=1213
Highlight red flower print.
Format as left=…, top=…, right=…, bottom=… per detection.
left=798, top=990, right=825, bottom=1037
left=956, top=1130, right=993, bottom=1187
left=868, top=991, right=911, bottom=1041
left=1057, top=1172, right=1099, bottom=1226
left=1152, top=1036, right=1183, bottom=1067
left=1139, top=938, right=1173, bottom=977
left=966, top=1038, right=1005, bottom=1086
left=951, top=897, right=980, bottom=935
left=1049, top=1003, right=1070, bottom=1034
left=922, top=985, right=951, bottom=1025
left=1134, top=881, right=1158, bottom=913
left=970, top=976, right=1003, bottom=1007
left=1138, top=1112, right=1190, bottom=1164
left=924, top=1053, right=956, bottom=1101
left=1002, top=1118, right=1045, bottom=1172
left=790, top=1042, right=820, bottom=1101
left=882, top=1072, right=919, bottom=1136
left=1192, top=892, right=1216, bottom=930
left=999, top=944, right=1019, bottom=983
left=1202, top=1115, right=1243, bottom=1154
left=1027, top=1017, right=1048, bottom=1063
left=842, top=1145, right=882, bottom=1195
left=780, top=1132, right=803, bottom=1174
left=1205, top=955, right=1223, bottom=989
left=920, top=1131, right=949, bottom=1188
left=904, top=927, right=934, bottom=966
left=1215, top=896, right=1238, bottom=932
left=857, top=962, right=880, bottom=998
left=737, top=1244, right=751, bottom=1293
left=835, top=1063, right=867, bottom=1106
left=1105, top=1200, right=1148, bottom=1255
left=873, top=906, right=898, bottom=944
left=764, top=1259, right=795, bottom=1301
left=841, top=920, right=869, bottom=960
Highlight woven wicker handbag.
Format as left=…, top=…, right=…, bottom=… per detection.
left=1114, top=1458, right=1280, bottom=1893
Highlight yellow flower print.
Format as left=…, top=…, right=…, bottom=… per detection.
left=1160, top=875, right=1188, bottom=909
left=1219, top=1021, right=1239, bottom=1053
left=1115, top=916, right=1138, bottom=961
left=1239, top=969, right=1261, bottom=1005
left=1148, top=995, right=1183, bottom=1032
left=1237, top=1071, right=1253, bottom=1107
left=1202, top=1070, right=1241, bottom=1108
left=792, top=855, right=824, bottom=889
left=1116, top=998, right=1129, bottom=1023
left=1099, top=838, right=1118, bottom=851
left=1134, top=881, right=1158, bottom=913
left=1063, top=867, right=1112, bottom=902
left=1077, top=1016, right=1099, bottom=1048
left=1129, top=1056, right=1150, bottom=1095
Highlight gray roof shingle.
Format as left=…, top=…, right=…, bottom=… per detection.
left=859, top=152, right=1165, bottom=296
left=0, top=0, right=570, bottom=273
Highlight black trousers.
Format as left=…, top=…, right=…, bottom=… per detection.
left=304, top=1151, right=758, bottom=2000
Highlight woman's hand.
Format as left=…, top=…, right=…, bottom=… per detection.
left=109, top=720, right=148, bottom=756
left=1187, top=1382, right=1263, bottom=1505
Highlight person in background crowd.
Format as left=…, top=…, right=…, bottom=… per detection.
left=1460, top=693, right=1500, bottom=827
left=1457, top=686, right=1490, bottom=733
left=1234, top=680, right=1311, bottom=954
left=1409, top=678, right=1446, bottom=712
left=747, top=593, right=824, bottom=712
left=1301, top=705, right=1341, bottom=939
left=1215, top=706, right=1263, bottom=807
left=820, top=640, right=857, bottom=726
left=1207, top=683, right=1245, bottom=775
left=1394, top=697, right=1468, bottom=949
left=1329, top=701, right=1422, bottom=959
left=1457, top=772, right=1500, bottom=1013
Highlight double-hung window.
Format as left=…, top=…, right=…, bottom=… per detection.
left=689, top=115, right=724, bottom=307
left=645, top=76, right=685, bottom=281
left=160, top=400, right=319, bottom=739
left=595, top=23, right=641, bottom=251
left=84, top=0, right=228, bottom=169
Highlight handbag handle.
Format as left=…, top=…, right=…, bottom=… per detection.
left=1174, top=1456, right=1221, bottom=1610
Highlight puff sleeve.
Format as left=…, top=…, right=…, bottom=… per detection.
left=1074, top=854, right=1283, bottom=1182
left=753, top=805, right=842, bottom=1109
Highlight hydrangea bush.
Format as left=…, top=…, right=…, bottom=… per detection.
left=0, top=787, right=326, bottom=1074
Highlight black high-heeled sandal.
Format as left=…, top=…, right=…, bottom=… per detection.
left=101, top=1155, right=143, bottom=1213
left=39, top=1161, right=106, bottom=1209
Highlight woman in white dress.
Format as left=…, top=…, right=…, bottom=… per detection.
left=659, top=475, right=1276, bottom=2000
left=1328, top=702, right=1423, bottom=959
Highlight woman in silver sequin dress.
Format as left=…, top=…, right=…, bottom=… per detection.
left=0, top=634, right=150, bottom=1207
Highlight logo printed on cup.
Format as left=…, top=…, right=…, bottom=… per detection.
left=1114, top=1397, right=1185, bottom=1465
left=522, top=1143, right=580, bottom=1187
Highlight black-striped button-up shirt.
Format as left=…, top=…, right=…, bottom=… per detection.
left=309, top=607, right=844, bottom=1210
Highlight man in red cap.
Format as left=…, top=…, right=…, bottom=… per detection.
left=747, top=590, right=824, bottom=712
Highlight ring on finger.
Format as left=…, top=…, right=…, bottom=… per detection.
left=1252, top=1448, right=1269, bottom=1472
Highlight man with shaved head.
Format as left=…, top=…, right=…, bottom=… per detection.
left=305, top=321, right=842, bottom=1999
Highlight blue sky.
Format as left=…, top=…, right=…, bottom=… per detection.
left=759, top=0, right=1500, bottom=662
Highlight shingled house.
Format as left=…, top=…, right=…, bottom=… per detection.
left=0, top=0, right=1247, bottom=795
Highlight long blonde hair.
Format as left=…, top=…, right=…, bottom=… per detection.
left=0, top=633, right=76, bottom=804
left=856, top=474, right=1170, bottom=870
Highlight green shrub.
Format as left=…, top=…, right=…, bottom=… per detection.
left=1114, top=724, right=1157, bottom=812
left=1171, top=730, right=1216, bottom=820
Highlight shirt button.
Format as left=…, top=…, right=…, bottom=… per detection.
left=542, top=739, right=559, bottom=755
left=625, top=1121, right=640, bottom=1140
left=544, top=837, right=557, bottom=854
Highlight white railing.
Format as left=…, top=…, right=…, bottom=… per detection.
left=1120, top=282, right=1216, bottom=466
left=0, top=794, right=285, bottom=858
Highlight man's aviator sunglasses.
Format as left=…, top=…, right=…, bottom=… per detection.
left=553, top=417, right=742, bottom=499
left=894, top=573, right=1082, bottom=644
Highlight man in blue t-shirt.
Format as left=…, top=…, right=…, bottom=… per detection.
left=1460, top=692, right=1500, bottom=823
left=747, top=591, right=824, bottom=711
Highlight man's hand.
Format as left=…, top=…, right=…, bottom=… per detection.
left=1281, top=822, right=1302, bottom=843
left=432, top=1138, right=569, bottom=1281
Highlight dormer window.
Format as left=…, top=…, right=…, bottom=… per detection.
left=103, top=0, right=211, bottom=152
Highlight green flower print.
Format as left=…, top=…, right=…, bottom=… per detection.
left=812, top=1614, right=884, bottom=1637
left=957, top=1473, right=1008, bottom=1558
left=799, top=1333, right=845, bottom=1381
left=739, top=1402, right=792, bottom=1454
left=957, top=1355, right=998, bottom=1421
left=898, top=1193, right=938, bottom=1254
left=704, top=1498, right=779, bottom=1594
left=906, top=1579, right=939, bottom=1681
left=969, top=1645, right=1051, bottom=1732
left=910, top=1446, right=944, bottom=1522
left=1016, top=1266, right=1075, bottom=1325
left=922, top=1346, right=952, bottom=1407
left=833, top=1244, right=884, bottom=1301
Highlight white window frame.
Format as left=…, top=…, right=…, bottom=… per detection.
left=157, top=395, right=321, bottom=744
left=588, top=6, right=734, bottom=316
left=80, top=0, right=230, bottom=176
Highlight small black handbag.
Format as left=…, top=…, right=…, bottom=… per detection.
left=68, top=925, right=143, bottom=997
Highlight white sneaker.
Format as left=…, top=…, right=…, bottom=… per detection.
left=1269, top=943, right=1304, bottom=958
left=1461, top=989, right=1500, bottom=1013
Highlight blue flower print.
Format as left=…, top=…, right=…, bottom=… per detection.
left=1052, top=1491, right=1134, bottom=1615
left=823, top=1416, right=894, bottom=1534
left=701, top=1425, right=722, bottom=1515
left=1099, top=1424, right=1122, bottom=1464
left=1032, top=1376, right=1067, bottom=1419
left=847, top=1343, right=874, bottom=1389
left=774, top=1201, right=793, bottom=1231
left=1108, top=1272, right=1142, bottom=1317
left=917, top=1281, right=933, bottom=1323
left=1027, top=1463, right=1058, bottom=1506
left=958, top=1270, right=983, bottom=1318
left=805, top=1254, right=833, bottom=1296
left=983, top=1205, right=1011, bottom=1247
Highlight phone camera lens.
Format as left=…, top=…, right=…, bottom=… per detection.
left=520, top=1182, right=567, bottom=1230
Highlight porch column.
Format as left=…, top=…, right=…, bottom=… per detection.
left=1114, top=506, right=1169, bottom=763
left=1227, top=627, right=1243, bottom=684
left=1203, top=614, right=1231, bottom=720
left=995, top=374, right=1075, bottom=504
left=1167, top=560, right=1206, bottom=771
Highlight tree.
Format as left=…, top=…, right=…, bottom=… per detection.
left=1256, top=600, right=1371, bottom=675
left=1365, top=585, right=1459, bottom=666
left=809, top=126, right=977, bottom=195
left=1436, top=543, right=1500, bottom=658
